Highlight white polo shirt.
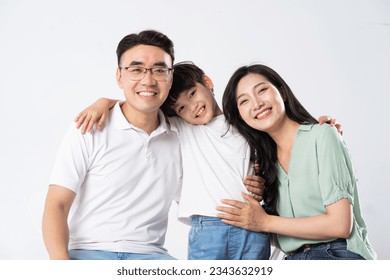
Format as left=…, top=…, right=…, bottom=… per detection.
left=169, top=115, right=252, bottom=224
left=49, top=102, right=182, bottom=254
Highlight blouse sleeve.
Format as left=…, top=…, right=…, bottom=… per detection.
left=317, top=125, right=356, bottom=206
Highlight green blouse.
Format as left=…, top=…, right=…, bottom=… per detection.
left=276, top=124, right=376, bottom=260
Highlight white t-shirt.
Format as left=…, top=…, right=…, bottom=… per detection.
left=49, top=102, right=182, bottom=254
left=169, top=114, right=252, bottom=224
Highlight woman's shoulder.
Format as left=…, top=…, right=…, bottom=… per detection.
left=307, top=123, right=345, bottom=151
left=306, top=123, right=337, bottom=136
left=298, top=123, right=341, bottom=146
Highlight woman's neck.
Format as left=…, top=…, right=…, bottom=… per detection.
left=268, top=118, right=300, bottom=173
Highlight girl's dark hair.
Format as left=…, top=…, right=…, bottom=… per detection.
left=222, top=64, right=318, bottom=215
left=116, top=30, right=175, bottom=66
left=161, top=61, right=206, bottom=117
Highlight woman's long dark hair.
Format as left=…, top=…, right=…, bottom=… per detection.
left=222, top=64, right=318, bottom=215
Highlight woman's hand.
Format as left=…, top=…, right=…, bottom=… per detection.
left=74, top=98, right=117, bottom=134
left=216, top=192, right=268, bottom=232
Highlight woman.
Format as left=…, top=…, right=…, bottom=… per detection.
left=218, top=64, right=376, bottom=260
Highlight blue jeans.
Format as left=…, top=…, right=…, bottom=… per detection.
left=285, top=239, right=365, bottom=260
left=188, top=216, right=270, bottom=260
left=69, top=249, right=176, bottom=260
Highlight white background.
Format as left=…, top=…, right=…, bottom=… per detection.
left=0, top=0, right=389, bottom=260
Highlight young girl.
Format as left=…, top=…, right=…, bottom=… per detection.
left=218, top=64, right=376, bottom=260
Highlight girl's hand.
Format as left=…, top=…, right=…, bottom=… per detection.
left=74, top=98, right=117, bottom=134
left=318, top=115, right=343, bottom=136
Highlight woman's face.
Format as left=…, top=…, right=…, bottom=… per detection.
left=236, top=73, right=286, bottom=133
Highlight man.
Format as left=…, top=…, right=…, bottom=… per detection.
left=42, top=30, right=182, bottom=260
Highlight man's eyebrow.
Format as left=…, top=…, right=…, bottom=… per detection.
left=127, top=61, right=169, bottom=67
left=128, top=61, right=143, bottom=66
left=153, top=61, right=169, bottom=67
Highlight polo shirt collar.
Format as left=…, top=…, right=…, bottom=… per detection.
left=111, top=101, right=171, bottom=135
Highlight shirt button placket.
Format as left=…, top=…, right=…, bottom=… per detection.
left=145, top=140, right=153, bottom=161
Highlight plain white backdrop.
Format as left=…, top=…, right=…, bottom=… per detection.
left=0, top=0, right=389, bottom=260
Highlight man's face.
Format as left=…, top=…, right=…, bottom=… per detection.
left=116, top=44, right=173, bottom=115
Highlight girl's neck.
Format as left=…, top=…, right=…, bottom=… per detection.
left=214, top=105, right=223, bottom=117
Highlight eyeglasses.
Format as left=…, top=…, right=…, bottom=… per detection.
left=119, top=66, right=172, bottom=81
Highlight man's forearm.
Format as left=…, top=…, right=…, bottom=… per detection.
left=42, top=201, right=71, bottom=259
left=42, top=208, right=70, bottom=259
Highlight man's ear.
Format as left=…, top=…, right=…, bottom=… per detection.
left=116, top=67, right=124, bottom=89
left=202, top=74, right=214, bottom=91
left=167, top=68, right=174, bottom=90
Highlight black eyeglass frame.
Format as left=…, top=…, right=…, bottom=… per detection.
left=119, top=66, right=173, bottom=81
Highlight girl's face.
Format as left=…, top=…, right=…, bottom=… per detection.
left=236, top=73, right=286, bottom=133
left=173, top=75, right=222, bottom=125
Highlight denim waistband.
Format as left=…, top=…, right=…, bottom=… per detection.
left=288, top=238, right=346, bottom=256
left=191, top=215, right=223, bottom=225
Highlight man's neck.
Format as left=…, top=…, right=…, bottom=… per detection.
left=120, top=102, right=160, bottom=135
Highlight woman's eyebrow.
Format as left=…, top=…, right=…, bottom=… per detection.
left=236, top=82, right=267, bottom=100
